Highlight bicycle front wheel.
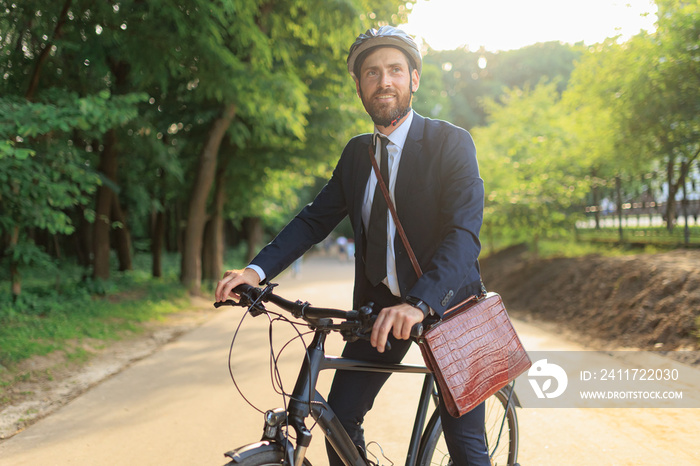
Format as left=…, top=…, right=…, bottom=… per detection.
left=224, top=450, right=312, bottom=466
left=417, top=389, right=519, bottom=466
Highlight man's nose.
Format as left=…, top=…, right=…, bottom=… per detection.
left=380, top=72, right=392, bottom=87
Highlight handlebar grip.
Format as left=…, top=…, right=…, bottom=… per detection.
left=233, top=283, right=257, bottom=295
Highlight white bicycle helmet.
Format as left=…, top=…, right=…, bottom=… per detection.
left=347, top=26, right=422, bottom=80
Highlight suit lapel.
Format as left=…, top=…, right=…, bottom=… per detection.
left=395, top=114, right=425, bottom=215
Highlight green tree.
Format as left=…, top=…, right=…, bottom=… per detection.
left=180, top=0, right=411, bottom=291
left=0, top=92, right=144, bottom=298
left=474, top=82, right=590, bottom=255
left=565, top=0, right=700, bottom=231
left=1, top=0, right=418, bottom=299
left=423, top=41, right=581, bottom=130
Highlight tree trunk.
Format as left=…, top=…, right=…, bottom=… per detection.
left=180, top=103, right=237, bottom=293
left=616, top=175, right=624, bottom=242
left=52, top=234, right=62, bottom=260
left=202, top=158, right=228, bottom=282
left=243, top=216, right=264, bottom=264
left=25, top=0, right=72, bottom=100
left=175, top=203, right=184, bottom=254
left=151, top=208, right=165, bottom=278
left=681, top=161, right=689, bottom=246
left=10, top=226, right=21, bottom=299
left=111, top=194, right=133, bottom=272
left=92, top=131, right=118, bottom=280
left=74, top=207, right=93, bottom=269
left=665, top=155, right=677, bottom=232
left=201, top=220, right=217, bottom=283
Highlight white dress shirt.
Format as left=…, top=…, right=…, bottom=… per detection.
left=362, top=111, right=414, bottom=297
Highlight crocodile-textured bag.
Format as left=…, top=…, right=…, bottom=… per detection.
left=417, top=292, right=531, bottom=417
left=368, top=145, right=531, bottom=417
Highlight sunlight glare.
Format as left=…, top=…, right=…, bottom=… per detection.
left=400, top=0, right=658, bottom=51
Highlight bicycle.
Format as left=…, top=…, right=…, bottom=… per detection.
left=215, top=283, right=521, bottom=466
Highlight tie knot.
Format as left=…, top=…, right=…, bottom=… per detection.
left=375, top=133, right=389, bottom=148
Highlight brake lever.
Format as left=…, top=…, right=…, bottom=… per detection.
left=347, top=303, right=424, bottom=351
left=213, top=295, right=266, bottom=316
left=348, top=327, right=393, bottom=352
left=213, top=300, right=239, bottom=308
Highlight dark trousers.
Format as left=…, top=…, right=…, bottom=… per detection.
left=325, top=284, right=490, bottom=465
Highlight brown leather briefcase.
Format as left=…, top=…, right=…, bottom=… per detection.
left=418, top=292, right=531, bottom=417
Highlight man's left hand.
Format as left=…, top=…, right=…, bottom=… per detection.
left=370, top=303, right=424, bottom=353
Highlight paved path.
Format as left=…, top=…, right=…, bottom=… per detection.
left=1, top=255, right=698, bottom=465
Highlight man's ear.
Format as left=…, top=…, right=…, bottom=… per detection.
left=355, top=78, right=362, bottom=98
left=411, top=69, right=420, bottom=93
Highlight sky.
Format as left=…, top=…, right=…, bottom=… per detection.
left=400, top=0, right=659, bottom=52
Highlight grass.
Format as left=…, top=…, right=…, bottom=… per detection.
left=534, top=238, right=675, bottom=259
left=482, top=234, right=674, bottom=262
left=0, top=274, right=189, bottom=369
left=0, top=252, right=197, bottom=371
left=576, top=225, right=700, bottom=246
left=0, top=246, right=248, bottom=375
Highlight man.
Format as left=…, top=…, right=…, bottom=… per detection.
left=216, top=26, right=489, bottom=465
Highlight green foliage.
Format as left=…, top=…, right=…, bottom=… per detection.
left=576, top=225, right=700, bottom=246
left=466, top=0, right=700, bottom=248
left=564, top=0, right=700, bottom=229
left=423, top=41, right=582, bottom=129
left=534, top=238, right=665, bottom=259
left=0, top=92, right=146, bottom=279
left=1, top=0, right=695, bottom=326
left=475, top=82, right=590, bottom=254
left=1, top=91, right=146, bottom=139
left=215, top=0, right=409, bottom=230
left=412, top=61, right=453, bottom=119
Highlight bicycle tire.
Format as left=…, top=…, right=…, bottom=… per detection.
left=416, top=389, right=519, bottom=466
left=224, top=449, right=312, bottom=466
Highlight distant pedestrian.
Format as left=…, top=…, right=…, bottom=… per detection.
left=336, top=236, right=348, bottom=259
left=346, top=239, right=355, bottom=261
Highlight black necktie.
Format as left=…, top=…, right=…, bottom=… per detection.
left=366, top=136, right=390, bottom=286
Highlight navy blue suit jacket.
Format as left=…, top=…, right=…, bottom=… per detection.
left=251, top=113, right=484, bottom=317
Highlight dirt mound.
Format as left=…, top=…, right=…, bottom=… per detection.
left=481, top=245, right=700, bottom=353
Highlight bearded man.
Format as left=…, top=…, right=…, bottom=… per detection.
left=216, top=26, right=489, bottom=465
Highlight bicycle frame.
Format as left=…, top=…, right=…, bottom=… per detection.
left=221, top=285, right=522, bottom=466
left=226, top=329, right=436, bottom=466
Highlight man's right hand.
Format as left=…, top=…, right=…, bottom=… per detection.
left=215, top=268, right=261, bottom=303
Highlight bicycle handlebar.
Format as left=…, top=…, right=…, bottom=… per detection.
left=214, top=283, right=424, bottom=344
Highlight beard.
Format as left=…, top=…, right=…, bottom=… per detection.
left=360, top=86, right=412, bottom=127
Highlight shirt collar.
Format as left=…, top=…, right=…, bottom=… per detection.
left=373, top=110, right=414, bottom=150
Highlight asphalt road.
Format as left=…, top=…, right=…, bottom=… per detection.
left=1, top=255, right=699, bottom=465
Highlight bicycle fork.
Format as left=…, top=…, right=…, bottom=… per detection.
left=256, top=406, right=311, bottom=466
